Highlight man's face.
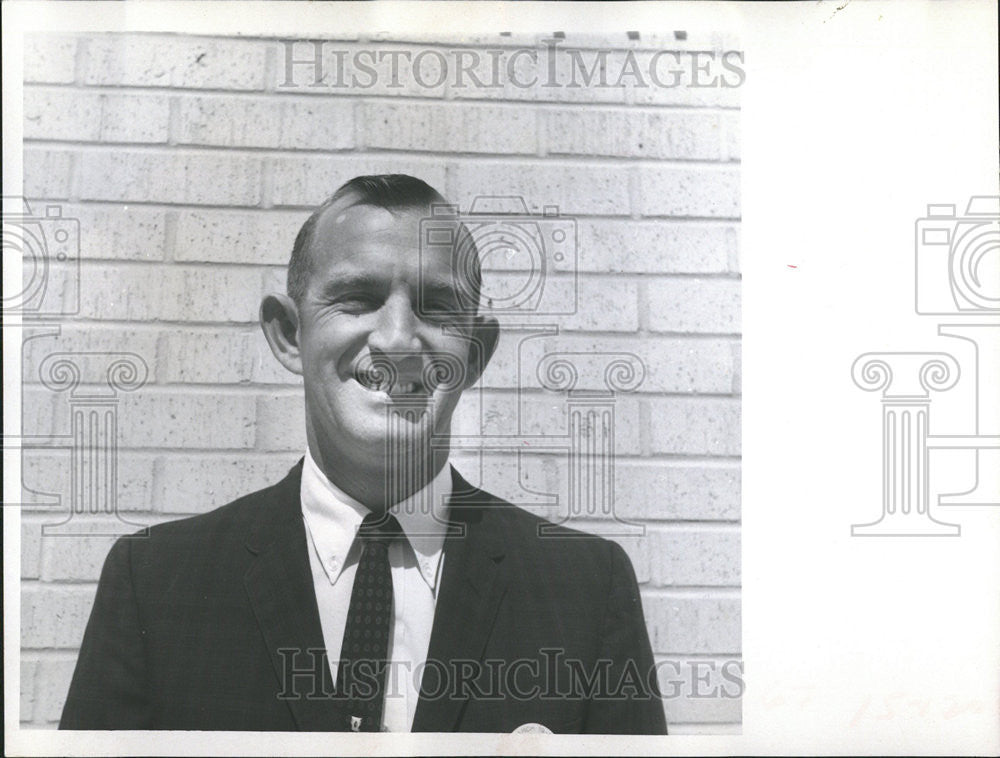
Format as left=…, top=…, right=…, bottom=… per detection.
left=295, top=202, right=481, bottom=473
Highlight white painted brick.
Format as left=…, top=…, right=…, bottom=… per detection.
left=270, top=155, right=448, bottom=207
left=255, top=393, right=307, bottom=451
left=162, top=330, right=255, bottom=384
left=42, top=533, right=120, bottom=582
left=176, top=96, right=354, bottom=150
left=450, top=452, right=553, bottom=511
left=84, top=35, right=267, bottom=90
left=19, top=388, right=61, bottom=440
left=453, top=163, right=629, bottom=217
left=262, top=266, right=287, bottom=297
left=22, top=451, right=156, bottom=514
left=453, top=391, right=642, bottom=456
left=480, top=275, right=637, bottom=331
left=643, top=338, right=734, bottom=395
left=722, top=111, right=741, bottom=161
left=548, top=109, right=721, bottom=160
left=365, top=102, right=536, bottom=154
left=22, top=586, right=95, bottom=649
left=21, top=659, right=39, bottom=722
left=732, top=343, right=741, bottom=395
left=21, top=326, right=159, bottom=384
left=24, top=34, right=78, bottom=84
left=162, top=329, right=301, bottom=385
left=644, top=595, right=741, bottom=654
left=25, top=90, right=170, bottom=143
left=451, top=47, right=630, bottom=104
left=22, top=522, right=43, bottom=579
left=275, top=42, right=447, bottom=98
left=174, top=209, right=306, bottom=265
left=19, top=389, right=256, bottom=450
left=77, top=151, right=263, bottom=206
left=15, top=262, right=79, bottom=321
left=647, top=278, right=741, bottom=334
left=646, top=398, right=741, bottom=456
left=576, top=220, right=732, bottom=274
left=24, top=88, right=101, bottom=141
left=612, top=462, right=740, bottom=521
left=656, top=657, right=743, bottom=723
left=630, top=51, right=743, bottom=108
left=155, top=454, right=300, bottom=514
left=53, top=203, right=167, bottom=261
left=639, top=167, right=741, bottom=219
left=77, top=264, right=261, bottom=322
left=651, top=529, right=740, bottom=586
left=36, top=658, right=77, bottom=722
left=21, top=390, right=255, bottom=449
left=117, top=392, right=256, bottom=449
left=570, top=277, right=639, bottom=331
left=476, top=271, right=576, bottom=321
left=23, top=149, right=73, bottom=199
left=546, top=47, right=738, bottom=105
left=487, top=334, right=733, bottom=394
left=727, top=227, right=741, bottom=274
left=100, top=93, right=171, bottom=143
left=531, top=394, right=644, bottom=458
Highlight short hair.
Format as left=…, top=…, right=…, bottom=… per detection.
left=287, top=174, right=481, bottom=311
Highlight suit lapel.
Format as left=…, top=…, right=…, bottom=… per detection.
left=243, top=461, right=351, bottom=731
left=411, top=468, right=508, bottom=732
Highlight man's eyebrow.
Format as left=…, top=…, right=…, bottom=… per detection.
left=319, top=274, right=386, bottom=296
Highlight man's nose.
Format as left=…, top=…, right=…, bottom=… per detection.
left=368, top=293, right=421, bottom=354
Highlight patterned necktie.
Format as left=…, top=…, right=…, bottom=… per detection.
left=336, top=511, right=402, bottom=732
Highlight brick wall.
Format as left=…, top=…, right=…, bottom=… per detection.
left=19, top=31, right=742, bottom=733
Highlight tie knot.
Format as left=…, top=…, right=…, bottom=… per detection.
left=357, top=512, right=403, bottom=544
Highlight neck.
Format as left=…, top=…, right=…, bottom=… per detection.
left=309, top=443, right=449, bottom=512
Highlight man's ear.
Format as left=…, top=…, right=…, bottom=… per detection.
left=260, top=293, right=303, bottom=376
left=463, top=314, right=500, bottom=389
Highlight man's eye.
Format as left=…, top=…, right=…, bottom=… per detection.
left=338, top=295, right=379, bottom=311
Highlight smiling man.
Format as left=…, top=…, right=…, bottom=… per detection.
left=59, top=175, right=667, bottom=734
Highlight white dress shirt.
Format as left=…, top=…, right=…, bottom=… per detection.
left=300, top=448, right=452, bottom=733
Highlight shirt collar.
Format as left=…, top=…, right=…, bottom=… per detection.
left=300, top=448, right=452, bottom=592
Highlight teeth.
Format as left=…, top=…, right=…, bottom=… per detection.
left=357, top=376, right=423, bottom=394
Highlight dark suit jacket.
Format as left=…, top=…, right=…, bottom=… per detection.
left=60, top=462, right=667, bottom=734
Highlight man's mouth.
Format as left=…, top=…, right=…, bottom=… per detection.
left=354, top=367, right=431, bottom=398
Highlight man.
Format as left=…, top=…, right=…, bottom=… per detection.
left=60, top=175, right=667, bottom=734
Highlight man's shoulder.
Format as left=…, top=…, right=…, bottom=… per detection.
left=127, top=462, right=301, bottom=554
left=460, top=479, right=624, bottom=564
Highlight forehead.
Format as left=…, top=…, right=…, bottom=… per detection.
left=310, top=202, right=426, bottom=267
left=302, top=200, right=478, bottom=309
